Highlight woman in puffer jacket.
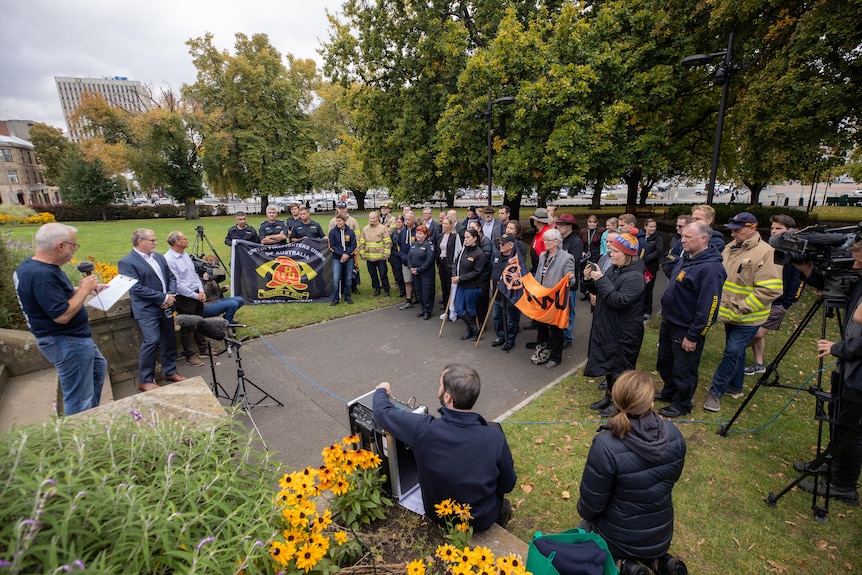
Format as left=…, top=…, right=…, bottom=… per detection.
left=577, top=370, right=688, bottom=574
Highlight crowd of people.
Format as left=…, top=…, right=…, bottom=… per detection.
left=17, top=201, right=862, bottom=574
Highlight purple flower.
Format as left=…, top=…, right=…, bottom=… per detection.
left=196, top=536, right=216, bottom=551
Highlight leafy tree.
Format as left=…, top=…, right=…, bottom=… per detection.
left=185, top=33, right=316, bottom=210
left=58, top=148, right=124, bottom=220
left=130, top=93, right=205, bottom=219
left=28, top=123, right=74, bottom=186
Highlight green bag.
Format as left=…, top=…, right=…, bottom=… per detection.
left=526, top=528, right=619, bottom=575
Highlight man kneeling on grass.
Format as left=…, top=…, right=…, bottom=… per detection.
left=373, top=364, right=516, bottom=531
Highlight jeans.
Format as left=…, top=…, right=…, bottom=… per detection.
left=562, top=289, right=577, bottom=342
left=708, top=323, right=760, bottom=398
left=331, top=258, right=353, bottom=302
left=493, top=293, right=522, bottom=344
left=454, top=286, right=480, bottom=318
left=37, top=335, right=107, bottom=416
left=203, top=297, right=244, bottom=323
left=656, top=321, right=705, bottom=413
left=366, top=259, right=390, bottom=291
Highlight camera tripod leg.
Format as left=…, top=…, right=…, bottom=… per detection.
left=203, top=341, right=231, bottom=400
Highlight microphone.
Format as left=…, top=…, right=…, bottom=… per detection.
left=175, top=315, right=228, bottom=340
left=77, top=261, right=95, bottom=276
left=174, top=314, right=203, bottom=328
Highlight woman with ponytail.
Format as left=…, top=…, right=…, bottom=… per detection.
left=577, top=370, right=688, bottom=574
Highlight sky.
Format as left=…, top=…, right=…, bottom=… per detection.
left=0, top=0, right=344, bottom=132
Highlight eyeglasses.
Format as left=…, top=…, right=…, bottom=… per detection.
left=62, top=241, right=80, bottom=249
left=142, top=238, right=157, bottom=242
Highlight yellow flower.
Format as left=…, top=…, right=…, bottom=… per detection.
left=436, top=544, right=457, bottom=563
left=454, top=502, right=473, bottom=521
left=435, top=499, right=455, bottom=517
left=309, top=531, right=330, bottom=554
left=334, top=531, right=349, bottom=545
left=456, top=521, right=471, bottom=533
left=342, top=434, right=360, bottom=445
left=295, top=542, right=325, bottom=572
left=269, top=541, right=294, bottom=566
left=310, top=508, right=333, bottom=533
left=282, top=526, right=307, bottom=547
left=450, top=561, right=474, bottom=575
left=330, top=477, right=351, bottom=495
left=469, top=546, right=494, bottom=566
left=406, top=559, right=427, bottom=575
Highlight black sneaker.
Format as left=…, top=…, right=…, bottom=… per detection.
left=495, top=498, right=513, bottom=528
left=657, top=553, right=689, bottom=575
left=793, top=460, right=830, bottom=474
left=798, top=478, right=860, bottom=505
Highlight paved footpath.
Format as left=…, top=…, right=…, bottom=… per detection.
left=117, top=274, right=665, bottom=471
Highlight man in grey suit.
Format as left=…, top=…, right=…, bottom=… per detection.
left=118, top=228, right=187, bottom=392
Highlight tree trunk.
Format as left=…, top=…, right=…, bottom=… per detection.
left=185, top=203, right=200, bottom=220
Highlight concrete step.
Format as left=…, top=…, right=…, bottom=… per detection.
left=0, top=366, right=113, bottom=432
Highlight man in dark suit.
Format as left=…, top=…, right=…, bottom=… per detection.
left=118, top=228, right=187, bottom=392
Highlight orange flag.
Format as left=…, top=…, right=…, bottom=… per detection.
left=515, top=273, right=571, bottom=329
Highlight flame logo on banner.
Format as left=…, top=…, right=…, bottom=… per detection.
left=255, top=257, right=318, bottom=299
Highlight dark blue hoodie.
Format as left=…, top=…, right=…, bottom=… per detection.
left=661, top=246, right=726, bottom=343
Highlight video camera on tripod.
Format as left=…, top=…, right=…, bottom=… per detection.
left=190, top=254, right=226, bottom=283
left=770, top=223, right=862, bottom=305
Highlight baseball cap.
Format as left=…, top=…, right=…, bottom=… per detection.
left=725, top=212, right=758, bottom=229
left=336, top=201, right=347, bottom=208
left=499, top=232, right=515, bottom=244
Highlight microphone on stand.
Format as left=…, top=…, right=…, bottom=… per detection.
left=77, top=261, right=95, bottom=276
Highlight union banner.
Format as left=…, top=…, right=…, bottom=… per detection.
left=230, top=239, right=332, bottom=303
left=497, top=254, right=570, bottom=328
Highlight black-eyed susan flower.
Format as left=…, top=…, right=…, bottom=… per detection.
left=406, top=559, right=427, bottom=575
left=333, top=531, right=349, bottom=546
left=295, top=541, right=325, bottom=572
left=436, top=544, right=457, bottom=562
left=435, top=499, right=455, bottom=517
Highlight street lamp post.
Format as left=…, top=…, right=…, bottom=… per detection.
left=682, top=32, right=739, bottom=206
left=481, top=92, right=515, bottom=207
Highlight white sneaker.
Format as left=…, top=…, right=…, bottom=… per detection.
left=744, top=363, right=766, bottom=375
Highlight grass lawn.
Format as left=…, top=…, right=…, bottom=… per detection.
left=503, top=289, right=862, bottom=574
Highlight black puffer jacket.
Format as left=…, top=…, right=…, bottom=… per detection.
left=583, top=259, right=646, bottom=377
left=577, top=412, right=686, bottom=560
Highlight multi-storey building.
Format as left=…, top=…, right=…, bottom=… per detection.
left=55, top=76, right=152, bottom=143
left=0, top=132, right=57, bottom=206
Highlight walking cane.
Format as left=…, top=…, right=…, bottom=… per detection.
left=438, top=289, right=456, bottom=338
left=475, top=285, right=499, bottom=348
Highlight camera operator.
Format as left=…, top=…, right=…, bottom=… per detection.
left=193, top=254, right=245, bottom=329
left=794, top=239, right=862, bottom=505
left=164, top=231, right=207, bottom=367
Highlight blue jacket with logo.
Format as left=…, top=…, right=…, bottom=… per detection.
left=660, top=247, right=726, bottom=343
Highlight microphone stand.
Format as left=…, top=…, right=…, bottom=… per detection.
left=202, top=340, right=231, bottom=400
left=226, top=336, right=284, bottom=411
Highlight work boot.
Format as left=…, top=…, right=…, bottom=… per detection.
left=466, top=314, right=479, bottom=340
left=459, top=316, right=474, bottom=340
left=373, top=288, right=381, bottom=296
left=589, top=394, right=612, bottom=411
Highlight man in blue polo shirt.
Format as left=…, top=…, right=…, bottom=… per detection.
left=13, top=223, right=108, bottom=416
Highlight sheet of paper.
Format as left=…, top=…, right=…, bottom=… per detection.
left=85, top=274, right=138, bottom=311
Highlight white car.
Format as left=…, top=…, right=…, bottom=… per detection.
left=847, top=189, right=862, bottom=198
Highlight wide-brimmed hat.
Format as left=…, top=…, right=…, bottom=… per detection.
left=555, top=213, right=577, bottom=226
left=531, top=208, right=552, bottom=224
left=482, top=206, right=495, bottom=214
left=725, top=212, right=758, bottom=229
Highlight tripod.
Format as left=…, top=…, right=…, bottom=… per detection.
left=226, top=336, right=284, bottom=411
left=191, top=225, right=229, bottom=276
left=718, top=294, right=842, bottom=436
left=201, top=340, right=232, bottom=400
